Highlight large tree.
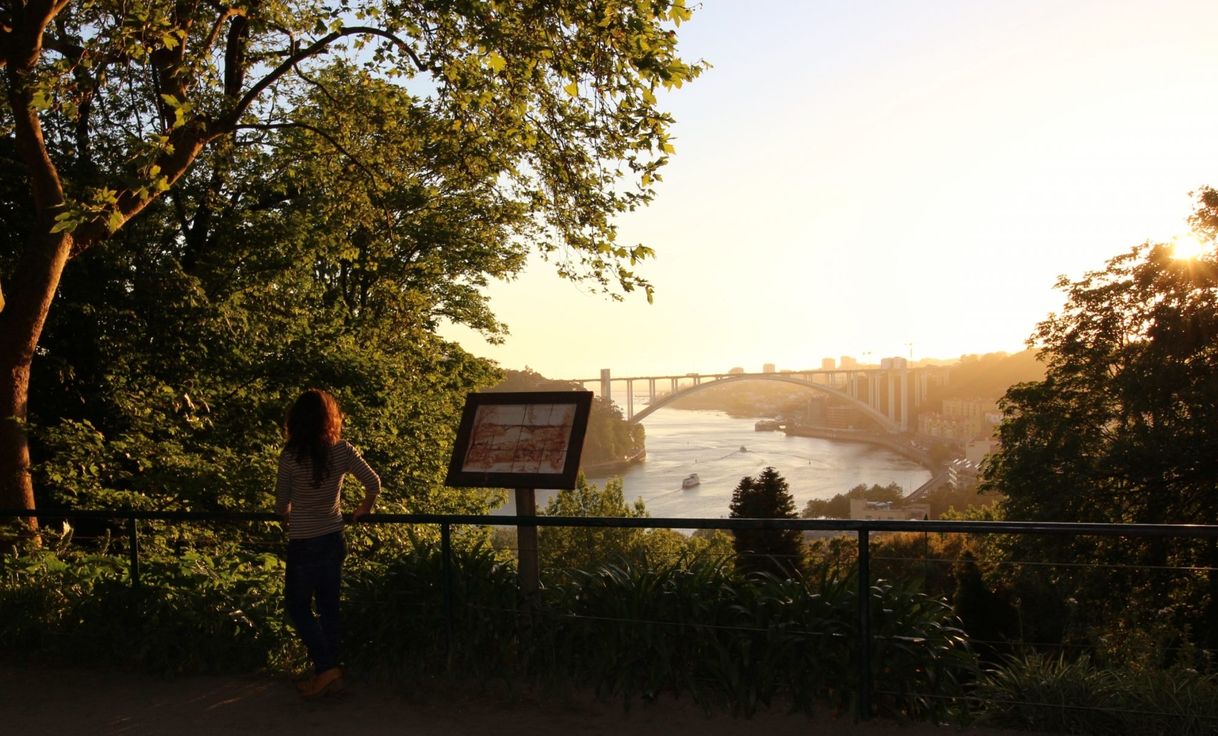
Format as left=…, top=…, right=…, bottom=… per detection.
left=23, top=60, right=526, bottom=517
left=986, top=190, right=1218, bottom=526
left=983, top=188, right=1218, bottom=651
left=0, top=0, right=702, bottom=521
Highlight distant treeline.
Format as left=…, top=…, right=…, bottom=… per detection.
left=923, top=350, right=1045, bottom=406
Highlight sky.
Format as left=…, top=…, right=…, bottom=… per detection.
left=441, top=0, right=1218, bottom=381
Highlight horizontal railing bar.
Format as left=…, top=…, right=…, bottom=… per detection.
left=3, top=509, right=1218, bottom=538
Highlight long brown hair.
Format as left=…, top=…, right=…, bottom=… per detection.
left=284, top=389, right=343, bottom=486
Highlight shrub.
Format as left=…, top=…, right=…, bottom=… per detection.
left=1, top=524, right=977, bottom=721
left=975, top=652, right=1218, bottom=735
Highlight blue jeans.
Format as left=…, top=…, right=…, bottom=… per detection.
left=284, top=531, right=346, bottom=673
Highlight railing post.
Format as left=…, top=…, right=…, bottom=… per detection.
left=858, top=527, right=871, bottom=720
left=441, top=521, right=454, bottom=657
left=515, top=488, right=540, bottom=594
left=127, top=515, right=140, bottom=589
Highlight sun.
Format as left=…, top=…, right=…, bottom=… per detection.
left=1171, top=235, right=1210, bottom=261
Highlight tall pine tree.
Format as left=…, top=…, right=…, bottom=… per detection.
left=728, top=467, right=803, bottom=578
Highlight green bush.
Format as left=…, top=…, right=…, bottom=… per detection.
left=0, top=532, right=290, bottom=674
left=531, top=556, right=974, bottom=718
left=343, top=533, right=522, bottom=683
left=1, top=527, right=976, bottom=721
left=974, top=652, right=1218, bottom=735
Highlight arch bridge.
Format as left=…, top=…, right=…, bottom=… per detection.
left=568, top=367, right=931, bottom=433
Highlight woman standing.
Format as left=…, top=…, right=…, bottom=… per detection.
left=275, top=389, right=380, bottom=698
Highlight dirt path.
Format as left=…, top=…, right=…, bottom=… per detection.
left=0, top=663, right=1043, bottom=736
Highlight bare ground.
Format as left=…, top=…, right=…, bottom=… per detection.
left=0, top=663, right=1047, bottom=736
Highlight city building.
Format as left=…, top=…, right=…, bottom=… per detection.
left=850, top=499, right=931, bottom=521
left=916, top=398, right=1000, bottom=443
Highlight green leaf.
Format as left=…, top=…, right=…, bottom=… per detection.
left=30, top=89, right=53, bottom=111
left=50, top=211, right=78, bottom=234
left=487, top=52, right=507, bottom=73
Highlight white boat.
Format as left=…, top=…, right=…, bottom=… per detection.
left=682, top=473, right=701, bottom=489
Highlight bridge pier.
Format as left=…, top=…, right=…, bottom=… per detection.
left=896, top=368, right=906, bottom=431
left=887, top=372, right=896, bottom=424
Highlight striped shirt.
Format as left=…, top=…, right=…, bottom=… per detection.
left=275, top=440, right=381, bottom=540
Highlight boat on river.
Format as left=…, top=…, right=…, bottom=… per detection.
left=681, top=473, right=700, bottom=489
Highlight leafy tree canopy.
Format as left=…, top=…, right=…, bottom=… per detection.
left=2, top=0, right=701, bottom=295
left=538, top=474, right=687, bottom=573
left=0, top=0, right=704, bottom=515
left=801, top=482, right=903, bottom=519
left=985, top=188, right=1218, bottom=526
left=981, top=188, right=1218, bottom=652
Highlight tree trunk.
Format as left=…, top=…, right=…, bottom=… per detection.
left=2, top=53, right=76, bottom=528
left=0, top=227, right=73, bottom=530
left=0, top=375, right=38, bottom=531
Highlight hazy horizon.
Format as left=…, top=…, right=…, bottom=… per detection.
left=441, top=0, right=1218, bottom=379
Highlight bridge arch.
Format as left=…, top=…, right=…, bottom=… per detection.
left=627, top=374, right=901, bottom=432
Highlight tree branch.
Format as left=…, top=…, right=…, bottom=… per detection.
left=5, top=0, right=71, bottom=69
left=224, top=25, right=428, bottom=130
left=238, top=121, right=382, bottom=186
left=204, top=6, right=246, bottom=54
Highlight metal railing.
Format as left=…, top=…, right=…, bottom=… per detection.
left=4, top=508, right=1218, bottom=721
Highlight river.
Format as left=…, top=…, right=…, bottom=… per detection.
left=495, top=408, right=931, bottom=518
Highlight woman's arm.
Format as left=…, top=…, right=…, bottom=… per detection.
left=274, top=450, right=293, bottom=517
left=347, top=442, right=381, bottom=520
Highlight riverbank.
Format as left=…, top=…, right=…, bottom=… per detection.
left=581, top=448, right=646, bottom=477
left=781, top=424, right=935, bottom=470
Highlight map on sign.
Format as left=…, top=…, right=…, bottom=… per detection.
left=445, top=391, right=592, bottom=490
left=461, top=403, right=577, bottom=474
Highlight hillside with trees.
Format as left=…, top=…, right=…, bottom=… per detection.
left=922, top=350, right=1045, bottom=406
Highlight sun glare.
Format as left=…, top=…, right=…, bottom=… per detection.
left=1171, top=235, right=1210, bottom=261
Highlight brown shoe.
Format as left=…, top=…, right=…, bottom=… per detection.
left=297, top=667, right=344, bottom=699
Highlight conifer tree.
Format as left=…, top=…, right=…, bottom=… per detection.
left=728, top=467, right=803, bottom=578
